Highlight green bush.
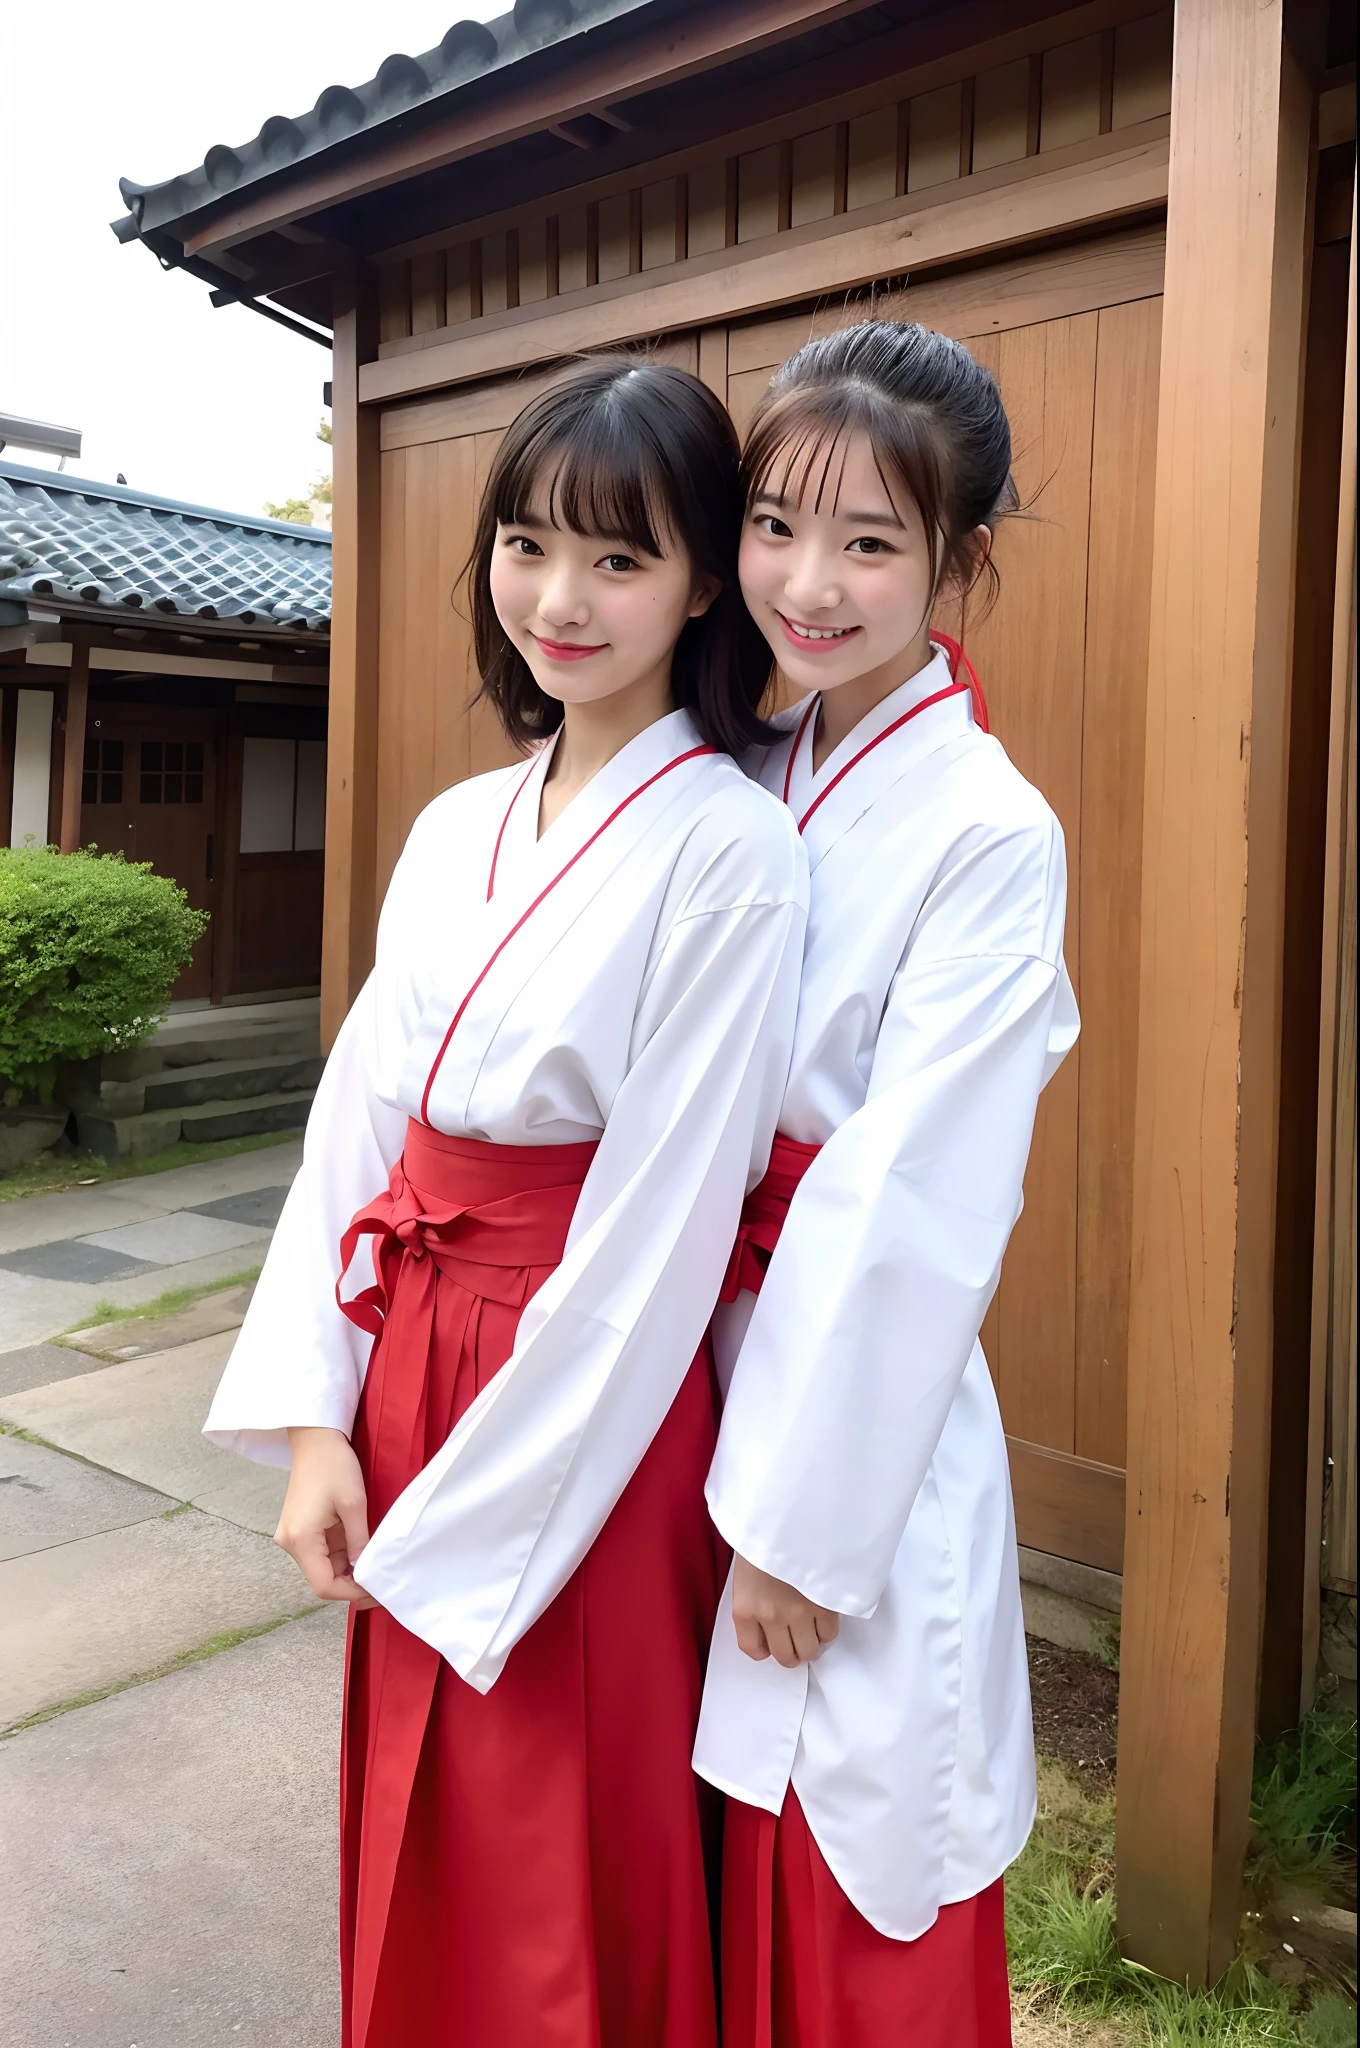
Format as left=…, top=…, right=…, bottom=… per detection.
left=0, top=845, right=208, bottom=1103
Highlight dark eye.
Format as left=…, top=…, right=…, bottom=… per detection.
left=848, top=536, right=891, bottom=555
left=505, top=534, right=544, bottom=557
left=758, top=514, right=793, bottom=539
left=600, top=553, right=637, bottom=572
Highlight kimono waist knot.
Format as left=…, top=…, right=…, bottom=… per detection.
left=720, top=1131, right=823, bottom=1303
left=337, top=1120, right=599, bottom=1337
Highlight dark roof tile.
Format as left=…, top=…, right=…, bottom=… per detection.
left=114, top=0, right=656, bottom=245
left=0, top=465, right=331, bottom=635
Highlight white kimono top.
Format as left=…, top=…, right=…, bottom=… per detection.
left=206, top=709, right=807, bottom=1694
left=693, top=644, right=1080, bottom=1940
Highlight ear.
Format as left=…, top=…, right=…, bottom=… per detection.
left=687, top=570, right=723, bottom=620
left=942, top=524, right=993, bottom=602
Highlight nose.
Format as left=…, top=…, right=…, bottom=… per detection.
left=781, top=541, right=843, bottom=617
left=537, top=564, right=590, bottom=630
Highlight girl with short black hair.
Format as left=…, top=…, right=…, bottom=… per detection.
left=207, top=357, right=807, bottom=2047
left=695, top=322, right=1079, bottom=2046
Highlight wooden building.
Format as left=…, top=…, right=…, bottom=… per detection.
left=0, top=464, right=331, bottom=1000
left=112, top=0, right=1356, bottom=1982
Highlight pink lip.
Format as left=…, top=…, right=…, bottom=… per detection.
left=776, top=612, right=861, bottom=653
left=532, top=633, right=608, bottom=662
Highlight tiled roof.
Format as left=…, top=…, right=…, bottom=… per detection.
left=113, top=0, right=655, bottom=245
left=0, top=464, right=331, bottom=635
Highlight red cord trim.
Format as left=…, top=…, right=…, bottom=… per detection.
left=785, top=639, right=991, bottom=836
left=420, top=745, right=716, bottom=1124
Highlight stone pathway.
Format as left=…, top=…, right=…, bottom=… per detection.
left=0, top=1140, right=343, bottom=2046
left=0, top=1140, right=301, bottom=1352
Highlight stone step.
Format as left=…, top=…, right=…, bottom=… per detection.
left=141, top=1054, right=324, bottom=1112
left=104, top=1021, right=320, bottom=1079
left=76, top=1088, right=315, bottom=1162
left=178, top=1090, right=316, bottom=1145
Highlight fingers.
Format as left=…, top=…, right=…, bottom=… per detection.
left=732, top=1548, right=844, bottom=1666
left=788, top=1610, right=824, bottom=1666
left=275, top=1432, right=376, bottom=1607
left=763, top=1624, right=802, bottom=1671
left=335, top=1488, right=371, bottom=1568
left=279, top=1518, right=367, bottom=1603
left=734, top=1612, right=772, bottom=1662
left=733, top=1593, right=841, bottom=1667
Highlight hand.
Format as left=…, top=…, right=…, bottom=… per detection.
left=732, top=1553, right=840, bottom=1669
left=276, top=1427, right=378, bottom=1608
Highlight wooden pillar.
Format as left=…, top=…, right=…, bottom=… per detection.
left=57, top=643, right=90, bottom=854
left=0, top=683, right=16, bottom=846
left=1116, top=0, right=1322, bottom=1983
left=1303, top=178, right=1357, bottom=1679
left=322, top=263, right=382, bottom=1051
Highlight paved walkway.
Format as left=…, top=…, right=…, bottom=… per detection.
left=0, top=1141, right=343, bottom=2047
left=0, top=1138, right=302, bottom=1354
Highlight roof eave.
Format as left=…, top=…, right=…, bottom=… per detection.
left=116, top=0, right=662, bottom=254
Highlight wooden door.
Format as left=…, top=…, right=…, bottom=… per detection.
left=80, top=704, right=219, bottom=1000
left=715, top=231, right=1165, bottom=1575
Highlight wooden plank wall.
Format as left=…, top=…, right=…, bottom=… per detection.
left=374, top=236, right=1164, bottom=1569
left=373, top=11, right=1173, bottom=356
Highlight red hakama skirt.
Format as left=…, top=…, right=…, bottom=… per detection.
left=338, top=1121, right=726, bottom=2048
left=718, top=1133, right=1014, bottom=2048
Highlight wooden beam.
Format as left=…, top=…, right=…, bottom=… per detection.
left=182, top=0, right=890, bottom=260
left=359, top=126, right=1169, bottom=404
left=57, top=643, right=89, bottom=854
left=321, top=267, right=382, bottom=1051
left=1008, top=1437, right=1127, bottom=1574
left=1304, top=175, right=1358, bottom=1646
left=1115, top=0, right=1322, bottom=1983
left=1259, top=223, right=1353, bottom=1736
left=370, top=0, right=1157, bottom=269
left=0, top=683, right=16, bottom=847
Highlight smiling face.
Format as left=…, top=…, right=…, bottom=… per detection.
left=488, top=474, right=716, bottom=713
left=739, top=427, right=941, bottom=704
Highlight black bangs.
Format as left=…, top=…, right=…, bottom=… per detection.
left=742, top=322, right=1017, bottom=622
left=467, top=357, right=778, bottom=753
left=744, top=382, right=950, bottom=591
left=496, top=393, right=674, bottom=561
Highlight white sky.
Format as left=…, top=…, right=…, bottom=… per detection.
left=1, top=1, right=503, bottom=519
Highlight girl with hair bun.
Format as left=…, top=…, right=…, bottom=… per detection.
left=205, top=358, right=807, bottom=2047
left=694, top=322, right=1080, bottom=2044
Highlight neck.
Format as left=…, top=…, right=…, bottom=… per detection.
left=811, top=622, right=936, bottom=772
left=540, top=664, right=675, bottom=833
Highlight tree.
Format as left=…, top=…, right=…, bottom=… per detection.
left=265, top=416, right=333, bottom=527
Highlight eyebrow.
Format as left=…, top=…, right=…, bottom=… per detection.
left=751, top=489, right=905, bottom=530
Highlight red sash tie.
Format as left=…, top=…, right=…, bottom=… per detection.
left=720, top=1131, right=822, bottom=1303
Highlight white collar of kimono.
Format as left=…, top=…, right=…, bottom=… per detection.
left=489, top=704, right=706, bottom=903
left=782, top=641, right=974, bottom=870
left=412, top=704, right=713, bottom=1126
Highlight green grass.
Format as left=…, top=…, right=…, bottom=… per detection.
left=0, top=1605, right=321, bottom=1740
left=61, top=1265, right=262, bottom=1335
left=0, top=1127, right=299, bottom=1203
left=1009, top=1716, right=1358, bottom=2047
left=1250, top=1704, right=1358, bottom=1891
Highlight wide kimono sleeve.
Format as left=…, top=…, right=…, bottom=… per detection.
left=705, top=810, right=1079, bottom=1618
left=353, top=866, right=807, bottom=1693
left=202, top=866, right=418, bottom=1465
